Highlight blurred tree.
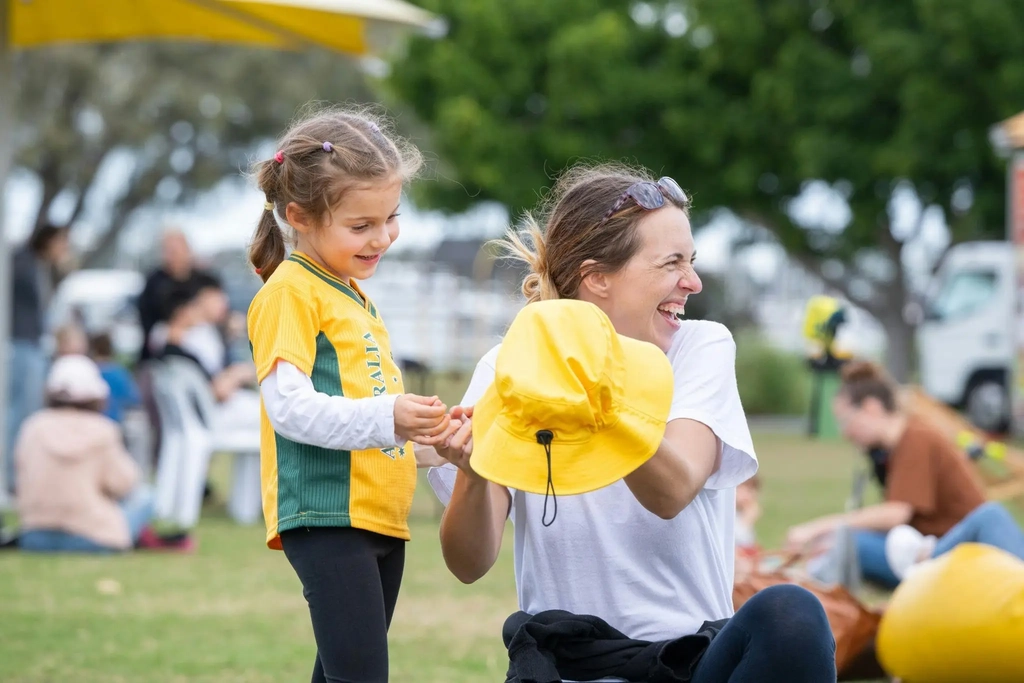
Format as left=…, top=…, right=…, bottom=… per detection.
left=387, top=0, right=1024, bottom=380
left=682, top=270, right=757, bottom=331
left=12, top=43, right=373, bottom=266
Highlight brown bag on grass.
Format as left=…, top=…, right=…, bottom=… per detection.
left=733, top=552, right=883, bottom=675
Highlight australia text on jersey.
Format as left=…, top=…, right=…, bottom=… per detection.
left=364, top=331, right=406, bottom=460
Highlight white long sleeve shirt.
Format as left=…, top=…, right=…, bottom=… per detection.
left=259, top=361, right=402, bottom=451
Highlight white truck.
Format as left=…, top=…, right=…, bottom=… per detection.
left=916, top=240, right=1016, bottom=433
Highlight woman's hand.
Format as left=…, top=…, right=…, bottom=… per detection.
left=785, top=520, right=832, bottom=553
left=434, top=405, right=475, bottom=474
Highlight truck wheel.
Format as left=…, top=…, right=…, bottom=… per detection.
left=964, top=377, right=1009, bottom=434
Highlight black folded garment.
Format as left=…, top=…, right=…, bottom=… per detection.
left=503, top=610, right=728, bottom=683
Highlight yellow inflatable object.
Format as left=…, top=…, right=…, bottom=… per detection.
left=877, top=543, right=1024, bottom=682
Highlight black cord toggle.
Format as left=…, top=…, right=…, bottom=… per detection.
left=536, top=430, right=557, bottom=526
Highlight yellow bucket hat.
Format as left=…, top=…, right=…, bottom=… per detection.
left=470, top=299, right=674, bottom=523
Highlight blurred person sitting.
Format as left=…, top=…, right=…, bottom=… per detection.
left=90, top=332, right=141, bottom=425
left=181, top=272, right=256, bottom=382
left=16, top=355, right=154, bottom=553
left=158, top=283, right=259, bottom=436
left=785, top=360, right=993, bottom=589
left=5, top=223, right=71, bottom=493
left=159, top=283, right=255, bottom=401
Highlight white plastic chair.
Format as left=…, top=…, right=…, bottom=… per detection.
left=152, top=357, right=262, bottom=527
left=151, top=359, right=212, bottom=530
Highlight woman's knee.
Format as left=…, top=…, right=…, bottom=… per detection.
left=972, top=501, right=1008, bottom=522
left=737, top=585, right=834, bottom=650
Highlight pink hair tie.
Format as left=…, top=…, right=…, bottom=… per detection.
left=322, top=141, right=333, bottom=152
left=273, top=151, right=284, bottom=164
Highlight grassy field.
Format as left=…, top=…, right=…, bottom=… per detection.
left=0, top=429, right=1002, bottom=682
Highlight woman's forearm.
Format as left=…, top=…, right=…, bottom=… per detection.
left=439, top=471, right=510, bottom=583
left=624, top=419, right=720, bottom=519
left=818, top=502, right=914, bottom=534
left=624, top=439, right=700, bottom=519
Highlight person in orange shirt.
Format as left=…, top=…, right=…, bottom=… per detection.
left=787, top=360, right=1022, bottom=587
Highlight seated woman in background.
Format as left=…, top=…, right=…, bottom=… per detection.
left=786, top=360, right=1022, bottom=588
left=16, top=355, right=158, bottom=553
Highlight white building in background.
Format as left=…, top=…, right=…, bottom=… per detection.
left=358, top=260, right=523, bottom=370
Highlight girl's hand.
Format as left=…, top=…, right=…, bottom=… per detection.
left=394, top=394, right=450, bottom=443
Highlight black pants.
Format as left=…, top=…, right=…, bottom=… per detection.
left=691, top=585, right=836, bottom=682
left=281, top=527, right=406, bottom=683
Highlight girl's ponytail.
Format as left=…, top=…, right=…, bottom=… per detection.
left=249, top=158, right=287, bottom=283
left=249, top=205, right=286, bottom=283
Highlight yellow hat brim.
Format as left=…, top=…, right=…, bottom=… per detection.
left=469, top=335, right=673, bottom=496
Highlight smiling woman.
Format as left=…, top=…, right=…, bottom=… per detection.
left=426, top=162, right=839, bottom=683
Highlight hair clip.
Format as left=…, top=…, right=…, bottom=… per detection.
left=273, top=151, right=284, bottom=164
left=368, top=122, right=380, bottom=134
left=264, top=200, right=274, bottom=211
left=255, top=268, right=263, bottom=275
left=322, top=141, right=333, bottom=152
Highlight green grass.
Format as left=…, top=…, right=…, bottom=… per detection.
left=0, top=430, right=998, bottom=682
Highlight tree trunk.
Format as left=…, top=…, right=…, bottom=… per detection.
left=29, top=153, right=67, bottom=231
left=880, top=310, right=915, bottom=383
left=877, top=229, right=915, bottom=383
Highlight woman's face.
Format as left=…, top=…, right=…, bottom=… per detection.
left=596, top=205, right=701, bottom=352
left=833, top=393, right=886, bottom=448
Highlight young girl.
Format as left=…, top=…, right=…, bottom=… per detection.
left=246, top=107, right=455, bottom=683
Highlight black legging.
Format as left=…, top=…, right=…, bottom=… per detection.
left=691, top=584, right=836, bottom=682
left=281, top=527, right=406, bottom=683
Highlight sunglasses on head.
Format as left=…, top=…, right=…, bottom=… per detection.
left=601, top=177, right=688, bottom=224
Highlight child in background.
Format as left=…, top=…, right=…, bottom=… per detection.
left=54, top=322, right=89, bottom=357
left=90, top=332, right=141, bottom=425
left=735, top=474, right=763, bottom=578
left=247, top=106, right=457, bottom=683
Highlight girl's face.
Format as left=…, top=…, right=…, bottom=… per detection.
left=290, top=177, right=403, bottom=282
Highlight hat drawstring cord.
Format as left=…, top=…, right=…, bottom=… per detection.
left=536, top=430, right=557, bottom=526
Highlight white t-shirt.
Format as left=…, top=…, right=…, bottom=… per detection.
left=428, top=320, right=759, bottom=643
left=182, top=323, right=228, bottom=377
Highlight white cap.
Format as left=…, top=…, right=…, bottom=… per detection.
left=46, top=355, right=110, bottom=403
